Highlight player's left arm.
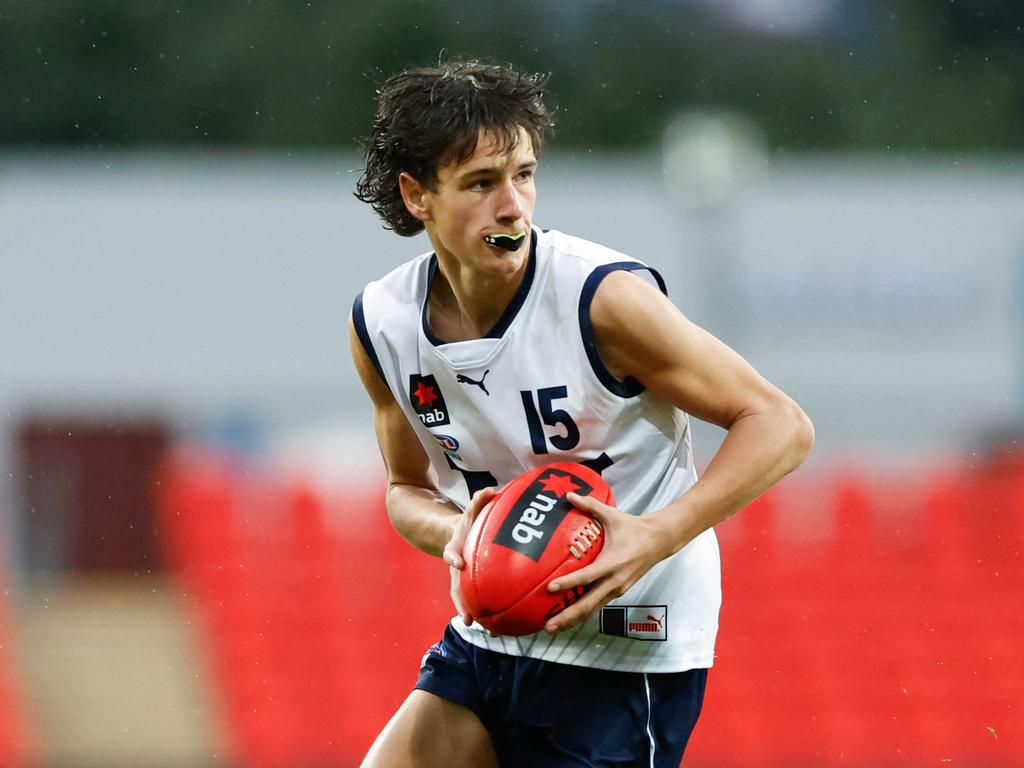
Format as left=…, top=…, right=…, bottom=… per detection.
left=544, top=270, right=815, bottom=633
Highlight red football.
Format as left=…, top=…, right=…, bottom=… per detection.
left=460, top=462, right=614, bottom=636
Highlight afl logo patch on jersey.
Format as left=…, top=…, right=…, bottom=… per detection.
left=409, top=374, right=451, bottom=426
left=420, top=639, right=448, bottom=668
left=493, top=471, right=594, bottom=561
left=434, top=434, right=460, bottom=452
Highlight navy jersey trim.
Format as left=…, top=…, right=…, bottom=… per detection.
left=352, top=291, right=389, bottom=388
left=579, top=262, right=668, bottom=397
left=421, top=230, right=538, bottom=346
left=421, top=257, right=446, bottom=345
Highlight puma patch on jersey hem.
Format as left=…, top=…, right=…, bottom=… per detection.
left=599, top=606, right=668, bottom=641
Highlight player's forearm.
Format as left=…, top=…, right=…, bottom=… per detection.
left=656, top=396, right=814, bottom=555
left=386, top=482, right=462, bottom=557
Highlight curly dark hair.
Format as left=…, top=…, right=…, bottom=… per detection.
left=355, top=59, right=554, bottom=237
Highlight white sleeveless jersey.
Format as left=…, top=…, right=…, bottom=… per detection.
left=354, top=228, right=720, bottom=673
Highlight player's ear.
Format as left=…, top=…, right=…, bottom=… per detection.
left=399, top=172, right=431, bottom=223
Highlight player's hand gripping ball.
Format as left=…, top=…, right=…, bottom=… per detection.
left=460, top=462, right=613, bottom=636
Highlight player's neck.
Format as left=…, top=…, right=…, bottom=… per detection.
left=428, top=252, right=528, bottom=342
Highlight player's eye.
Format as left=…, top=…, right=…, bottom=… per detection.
left=516, top=169, right=534, bottom=182
left=469, top=178, right=493, bottom=191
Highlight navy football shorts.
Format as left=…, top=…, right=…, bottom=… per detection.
left=415, top=625, right=707, bottom=768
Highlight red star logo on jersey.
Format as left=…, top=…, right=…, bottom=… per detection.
left=408, top=374, right=451, bottom=427
left=539, top=472, right=581, bottom=498
left=414, top=381, right=439, bottom=408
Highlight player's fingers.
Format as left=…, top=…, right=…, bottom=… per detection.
left=466, top=486, right=497, bottom=516
left=546, top=559, right=608, bottom=593
left=544, top=578, right=614, bottom=634
left=443, top=542, right=464, bottom=570
left=449, top=565, right=473, bottom=625
left=445, top=492, right=493, bottom=567
left=566, top=491, right=615, bottom=522
left=443, top=520, right=468, bottom=569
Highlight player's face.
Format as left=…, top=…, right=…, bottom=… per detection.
left=422, top=126, right=537, bottom=277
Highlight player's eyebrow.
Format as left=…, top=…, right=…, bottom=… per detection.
left=458, top=160, right=537, bottom=182
left=457, top=166, right=499, bottom=181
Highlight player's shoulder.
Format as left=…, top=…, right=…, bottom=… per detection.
left=355, top=248, right=434, bottom=321
left=363, top=248, right=434, bottom=297
left=536, top=228, right=664, bottom=304
left=536, top=228, right=645, bottom=271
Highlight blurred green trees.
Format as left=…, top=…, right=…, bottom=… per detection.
left=1, top=0, right=1021, bottom=151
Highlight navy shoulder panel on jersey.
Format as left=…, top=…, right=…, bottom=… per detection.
left=352, top=291, right=389, bottom=389
left=578, top=262, right=668, bottom=397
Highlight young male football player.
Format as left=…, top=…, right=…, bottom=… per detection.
left=350, top=59, right=814, bottom=767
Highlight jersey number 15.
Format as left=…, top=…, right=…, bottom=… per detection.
left=521, top=386, right=580, bottom=454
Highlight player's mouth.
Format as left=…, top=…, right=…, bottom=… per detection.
left=483, top=231, right=527, bottom=252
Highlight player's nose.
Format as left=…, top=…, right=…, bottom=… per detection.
left=494, top=180, right=525, bottom=222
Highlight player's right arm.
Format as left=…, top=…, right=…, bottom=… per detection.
left=348, top=313, right=458, bottom=557
left=348, top=314, right=494, bottom=623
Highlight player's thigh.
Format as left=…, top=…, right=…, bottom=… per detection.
left=360, top=689, right=499, bottom=768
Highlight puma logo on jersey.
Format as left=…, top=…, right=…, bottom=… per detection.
left=599, top=606, right=668, bottom=641
left=630, top=613, right=665, bottom=633
left=409, top=374, right=451, bottom=427
left=457, top=369, right=490, bottom=396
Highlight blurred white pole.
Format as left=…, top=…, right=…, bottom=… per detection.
left=661, top=110, right=767, bottom=340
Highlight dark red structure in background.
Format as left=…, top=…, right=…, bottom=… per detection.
left=16, top=418, right=170, bottom=573
left=154, top=449, right=1023, bottom=767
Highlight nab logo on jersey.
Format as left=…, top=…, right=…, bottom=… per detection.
left=493, top=471, right=594, bottom=561
left=409, top=374, right=451, bottom=427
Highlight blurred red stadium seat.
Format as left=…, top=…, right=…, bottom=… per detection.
left=0, top=561, right=33, bottom=767
left=155, top=452, right=1023, bottom=767
left=686, top=462, right=1023, bottom=767
left=154, top=449, right=452, bottom=766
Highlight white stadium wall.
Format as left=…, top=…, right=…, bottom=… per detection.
left=1, top=150, right=1022, bottom=477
